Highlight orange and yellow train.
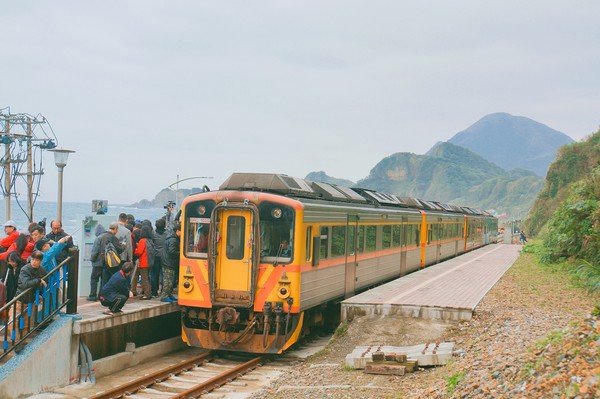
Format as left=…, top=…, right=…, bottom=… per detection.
left=178, top=173, right=497, bottom=354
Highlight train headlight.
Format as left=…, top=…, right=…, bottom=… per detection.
left=277, top=283, right=290, bottom=299
left=197, top=205, right=206, bottom=215
left=182, top=276, right=194, bottom=293
left=271, top=208, right=282, bottom=218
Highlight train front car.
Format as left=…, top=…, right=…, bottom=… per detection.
left=179, top=174, right=305, bottom=354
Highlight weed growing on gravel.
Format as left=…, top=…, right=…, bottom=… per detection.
left=535, top=330, right=566, bottom=350
left=444, top=372, right=465, bottom=394
left=334, top=321, right=349, bottom=337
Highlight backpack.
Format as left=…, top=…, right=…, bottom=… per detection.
left=104, top=242, right=121, bottom=268
left=145, top=238, right=156, bottom=268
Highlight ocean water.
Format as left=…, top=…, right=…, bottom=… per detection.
left=0, top=200, right=167, bottom=245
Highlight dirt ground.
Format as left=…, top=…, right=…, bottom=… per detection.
left=250, top=251, right=599, bottom=399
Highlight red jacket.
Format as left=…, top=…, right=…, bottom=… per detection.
left=0, top=237, right=34, bottom=261
left=134, top=238, right=150, bottom=268
left=0, top=230, right=19, bottom=249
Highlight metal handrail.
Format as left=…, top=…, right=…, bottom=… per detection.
left=0, top=248, right=79, bottom=361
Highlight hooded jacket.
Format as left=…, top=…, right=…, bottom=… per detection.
left=90, top=224, right=107, bottom=268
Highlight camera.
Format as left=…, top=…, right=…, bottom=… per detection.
left=164, top=201, right=176, bottom=210
left=38, top=218, right=47, bottom=229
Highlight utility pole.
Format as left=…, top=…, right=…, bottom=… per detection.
left=27, top=118, right=34, bottom=221
left=3, top=118, right=11, bottom=221
left=0, top=108, right=56, bottom=222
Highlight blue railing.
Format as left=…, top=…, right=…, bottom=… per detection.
left=0, top=248, right=79, bottom=360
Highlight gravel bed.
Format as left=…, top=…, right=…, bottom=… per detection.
left=251, top=250, right=598, bottom=399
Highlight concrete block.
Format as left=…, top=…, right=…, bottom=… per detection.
left=345, top=342, right=455, bottom=369
left=365, top=363, right=406, bottom=376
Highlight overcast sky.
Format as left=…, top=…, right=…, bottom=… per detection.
left=1, top=1, right=599, bottom=206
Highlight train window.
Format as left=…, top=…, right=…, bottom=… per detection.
left=184, top=200, right=215, bottom=259
left=347, top=225, right=356, bottom=255
left=415, top=226, right=421, bottom=246
left=305, top=227, right=312, bottom=262
left=185, top=218, right=210, bottom=258
left=226, top=216, right=245, bottom=260
left=319, top=226, right=329, bottom=259
left=331, top=226, right=346, bottom=257
left=357, top=226, right=365, bottom=253
left=259, top=202, right=294, bottom=264
left=365, top=226, right=376, bottom=252
left=382, top=225, right=391, bottom=248
left=392, top=225, right=401, bottom=247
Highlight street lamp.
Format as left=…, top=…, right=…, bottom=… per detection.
left=49, top=148, right=75, bottom=222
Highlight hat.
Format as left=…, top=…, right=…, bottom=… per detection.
left=35, top=239, right=50, bottom=251
left=4, top=220, right=16, bottom=228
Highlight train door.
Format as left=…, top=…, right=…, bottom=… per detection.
left=212, top=206, right=257, bottom=306
left=344, top=215, right=359, bottom=298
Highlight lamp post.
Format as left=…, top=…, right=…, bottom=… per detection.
left=49, top=148, right=75, bottom=222
left=168, top=175, right=213, bottom=212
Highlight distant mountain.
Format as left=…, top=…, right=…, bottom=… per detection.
left=448, top=112, right=574, bottom=176
left=304, top=171, right=354, bottom=187
left=349, top=142, right=542, bottom=216
left=129, top=187, right=203, bottom=209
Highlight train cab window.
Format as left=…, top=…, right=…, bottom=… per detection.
left=392, top=225, right=401, bottom=247
left=365, top=225, right=376, bottom=252
left=226, top=216, right=245, bottom=260
left=319, top=226, right=329, bottom=259
left=184, top=200, right=215, bottom=259
left=259, top=202, right=294, bottom=264
left=331, top=226, right=346, bottom=257
left=382, top=225, right=391, bottom=248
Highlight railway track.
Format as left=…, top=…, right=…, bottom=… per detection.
left=88, top=352, right=271, bottom=399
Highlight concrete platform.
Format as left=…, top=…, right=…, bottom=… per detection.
left=341, top=243, right=521, bottom=321
left=73, top=295, right=180, bottom=335
left=0, top=296, right=183, bottom=399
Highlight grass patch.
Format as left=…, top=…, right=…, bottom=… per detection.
left=445, top=372, right=465, bottom=394
left=334, top=321, right=349, bottom=338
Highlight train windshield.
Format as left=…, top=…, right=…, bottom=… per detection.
left=258, top=202, right=294, bottom=264
left=184, top=200, right=216, bottom=258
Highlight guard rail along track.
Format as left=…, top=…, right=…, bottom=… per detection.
left=88, top=352, right=268, bottom=399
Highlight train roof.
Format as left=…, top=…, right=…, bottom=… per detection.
left=219, top=172, right=494, bottom=217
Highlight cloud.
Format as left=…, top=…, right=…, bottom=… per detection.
left=1, top=1, right=599, bottom=205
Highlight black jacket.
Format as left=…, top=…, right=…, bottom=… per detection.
left=98, top=231, right=126, bottom=267
left=161, top=233, right=180, bottom=270
left=16, top=263, right=47, bottom=303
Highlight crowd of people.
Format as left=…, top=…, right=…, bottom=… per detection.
left=89, top=213, right=181, bottom=315
left=0, top=211, right=182, bottom=320
left=0, top=218, right=73, bottom=340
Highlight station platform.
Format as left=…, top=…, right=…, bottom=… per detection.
left=0, top=294, right=184, bottom=399
left=73, top=294, right=179, bottom=335
left=341, top=243, right=521, bottom=321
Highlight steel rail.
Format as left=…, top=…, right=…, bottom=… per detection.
left=88, top=352, right=213, bottom=399
left=171, top=356, right=266, bottom=399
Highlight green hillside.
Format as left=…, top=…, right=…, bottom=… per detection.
left=526, top=130, right=600, bottom=236
left=353, top=142, right=541, bottom=216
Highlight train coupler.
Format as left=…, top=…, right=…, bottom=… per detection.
left=216, top=307, right=240, bottom=326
